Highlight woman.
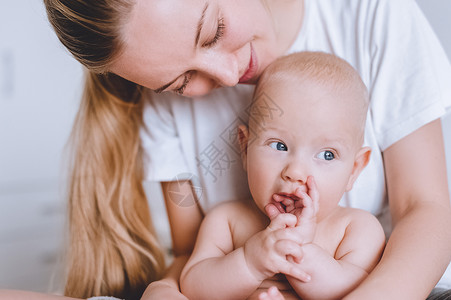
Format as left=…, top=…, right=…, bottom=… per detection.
left=3, top=0, right=451, bottom=299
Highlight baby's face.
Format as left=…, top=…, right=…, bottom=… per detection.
left=242, top=79, right=366, bottom=221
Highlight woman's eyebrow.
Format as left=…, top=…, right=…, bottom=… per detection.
left=195, top=2, right=209, bottom=47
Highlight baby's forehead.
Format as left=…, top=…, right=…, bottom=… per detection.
left=254, top=51, right=369, bottom=110
left=248, top=91, right=284, bottom=124
left=254, top=75, right=364, bottom=112
left=250, top=80, right=367, bottom=142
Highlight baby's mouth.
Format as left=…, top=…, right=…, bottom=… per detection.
left=272, top=193, right=303, bottom=214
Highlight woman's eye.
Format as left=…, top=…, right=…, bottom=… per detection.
left=203, top=17, right=225, bottom=48
left=269, top=142, right=288, bottom=151
left=174, top=84, right=187, bottom=95
left=317, top=150, right=335, bottom=161
left=173, top=73, right=192, bottom=95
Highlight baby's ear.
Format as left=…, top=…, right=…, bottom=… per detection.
left=346, top=146, right=371, bottom=191
left=237, top=125, right=249, bottom=171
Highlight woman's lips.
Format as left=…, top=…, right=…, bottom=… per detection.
left=239, top=43, right=258, bottom=84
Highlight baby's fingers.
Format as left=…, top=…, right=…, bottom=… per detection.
left=294, top=177, right=319, bottom=221
left=265, top=203, right=283, bottom=221
left=279, top=261, right=311, bottom=283
left=274, top=240, right=303, bottom=263
left=267, top=213, right=297, bottom=230
left=306, top=176, right=319, bottom=214
left=258, top=286, right=285, bottom=300
left=294, top=189, right=315, bottom=221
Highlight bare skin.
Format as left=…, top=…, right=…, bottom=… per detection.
left=180, top=57, right=386, bottom=299
left=4, top=0, right=450, bottom=298
left=344, top=119, right=451, bottom=299
left=111, top=0, right=304, bottom=96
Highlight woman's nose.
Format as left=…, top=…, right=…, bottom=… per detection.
left=199, top=52, right=240, bottom=87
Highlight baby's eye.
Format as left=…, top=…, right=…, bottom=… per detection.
left=317, top=150, right=335, bottom=161
left=269, top=142, right=288, bottom=151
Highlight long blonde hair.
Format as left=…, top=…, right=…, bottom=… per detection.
left=44, top=1, right=165, bottom=298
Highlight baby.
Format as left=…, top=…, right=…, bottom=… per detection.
left=180, top=52, right=386, bottom=300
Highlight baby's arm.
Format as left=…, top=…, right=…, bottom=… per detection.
left=287, top=211, right=385, bottom=300
left=180, top=202, right=310, bottom=300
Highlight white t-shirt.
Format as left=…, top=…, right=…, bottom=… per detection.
left=141, top=0, right=451, bottom=288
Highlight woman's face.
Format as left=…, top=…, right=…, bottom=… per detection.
left=110, top=0, right=280, bottom=96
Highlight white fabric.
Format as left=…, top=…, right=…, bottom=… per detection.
left=141, top=0, right=451, bottom=288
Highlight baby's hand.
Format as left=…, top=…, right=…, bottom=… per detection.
left=270, top=176, right=319, bottom=244
left=293, top=176, right=319, bottom=243
left=258, top=286, right=286, bottom=300
left=243, top=213, right=311, bottom=283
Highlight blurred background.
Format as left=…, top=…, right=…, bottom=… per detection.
left=0, top=0, right=450, bottom=294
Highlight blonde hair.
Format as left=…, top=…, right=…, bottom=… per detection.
left=44, top=1, right=165, bottom=298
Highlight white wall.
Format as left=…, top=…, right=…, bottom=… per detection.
left=0, top=0, right=82, bottom=293
left=0, top=0, right=450, bottom=293
left=417, top=0, right=451, bottom=55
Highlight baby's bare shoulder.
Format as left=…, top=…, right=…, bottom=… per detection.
left=206, top=200, right=259, bottom=223
left=332, top=207, right=386, bottom=271
left=208, top=200, right=251, bottom=215
left=334, top=206, right=380, bottom=225
left=206, top=201, right=265, bottom=247
left=328, top=207, right=385, bottom=243
left=334, top=206, right=386, bottom=246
